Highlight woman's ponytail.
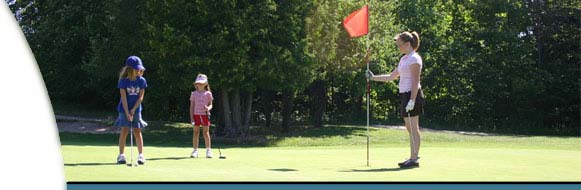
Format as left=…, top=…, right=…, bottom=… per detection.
left=410, top=31, right=420, bottom=51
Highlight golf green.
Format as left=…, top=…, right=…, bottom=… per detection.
left=62, top=144, right=581, bottom=181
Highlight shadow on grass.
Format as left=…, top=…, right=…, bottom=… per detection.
left=59, top=122, right=371, bottom=148
left=147, top=157, right=191, bottom=161
left=275, top=125, right=368, bottom=138
left=64, top=163, right=118, bottom=166
left=61, top=119, right=579, bottom=150
left=268, top=168, right=299, bottom=172
left=63, top=157, right=191, bottom=167
left=339, top=167, right=410, bottom=172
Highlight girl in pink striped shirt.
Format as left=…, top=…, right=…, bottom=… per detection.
left=189, top=74, right=214, bottom=158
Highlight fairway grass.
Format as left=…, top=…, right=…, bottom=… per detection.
left=61, top=125, right=581, bottom=182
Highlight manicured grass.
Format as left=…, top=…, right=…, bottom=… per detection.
left=61, top=123, right=581, bottom=181
left=62, top=145, right=581, bottom=181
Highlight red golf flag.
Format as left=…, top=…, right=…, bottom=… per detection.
left=343, top=5, right=368, bottom=38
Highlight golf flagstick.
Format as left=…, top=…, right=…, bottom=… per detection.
left=365, top=0, right=371, bottom=167
left=344, top=1, right=371, bottom=166
left=366, top=52, right=370, bottom=167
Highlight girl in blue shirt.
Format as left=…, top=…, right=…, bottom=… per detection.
left=114, top=56, right=148, bottom=165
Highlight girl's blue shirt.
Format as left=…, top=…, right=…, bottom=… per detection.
left=117, top=76, right=147, bottom=113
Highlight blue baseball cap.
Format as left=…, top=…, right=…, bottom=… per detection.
left=125, top=56, right=145, bottom=70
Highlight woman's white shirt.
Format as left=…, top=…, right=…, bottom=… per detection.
left=397, top=51, right=423, bottom=93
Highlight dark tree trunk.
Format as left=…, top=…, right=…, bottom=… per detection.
left=281, top=90, right=293, bottom=132
left=221, top=90, right=234, bottom=136
left=231, top=88, right=242, bottom=136
left=311, top=79, right=326, bottom=128
left=213, top=89, right=223, bottom=135
left=242, top=91, right=253, bottom=136
left=263, top=90, right=274, bottom=127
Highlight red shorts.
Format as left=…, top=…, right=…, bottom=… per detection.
left=192, top=115, right=211, bottom=126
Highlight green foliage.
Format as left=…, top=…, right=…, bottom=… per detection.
left=11, top=0, right=580, bottom=135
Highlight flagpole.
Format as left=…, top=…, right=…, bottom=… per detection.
left=342, top=0, right=372, bottom=167
left=366, top=52, right=370, bottom=167
left=366, top=1, right=371, bottom=167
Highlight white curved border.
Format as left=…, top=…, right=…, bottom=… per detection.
left=0, top=2, right=65, bottom=190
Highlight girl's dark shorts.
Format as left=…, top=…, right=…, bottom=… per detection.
left=399, top=89, right=425, bottom=118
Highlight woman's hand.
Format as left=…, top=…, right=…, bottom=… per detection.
left=405, top=100, right=415, bottom=112
left=366, top=70, right=374, bottom=81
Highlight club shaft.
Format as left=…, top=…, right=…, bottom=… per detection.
left=408, top=112, right=416, bottom=158
left=130, top=121, right=133, bottom=166
left=207, top=111, right=224, bottom=158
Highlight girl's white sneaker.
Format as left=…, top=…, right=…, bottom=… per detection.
left=206, top=149, right=213, bottom=158
left=137, top=154, right=146, bottom=165
left=117, top=154, right=126, bottom=164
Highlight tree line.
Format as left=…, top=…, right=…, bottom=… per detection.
left=8, top=0, right=580, bottom=136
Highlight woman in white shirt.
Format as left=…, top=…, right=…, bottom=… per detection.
left=367, top=31, right=425, bottom=168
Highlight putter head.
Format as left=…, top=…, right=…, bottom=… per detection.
left=126, top=163, right=137, bottom=167
left=219, top=156, right=226, bottom=159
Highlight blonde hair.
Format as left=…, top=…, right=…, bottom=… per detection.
left=119, top=66, right=137, bottom=81
left=194, top=74, right=211, bottom=92
left=394, top=31, right=421, bottom=51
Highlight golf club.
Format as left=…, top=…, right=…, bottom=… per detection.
left=212, top=128, right=226, bottom=159
left=127, top=118, right=136, bottom=167
left=407, top=112, right=416, bottom=158
left=207, top=111, right=226, bottom=159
